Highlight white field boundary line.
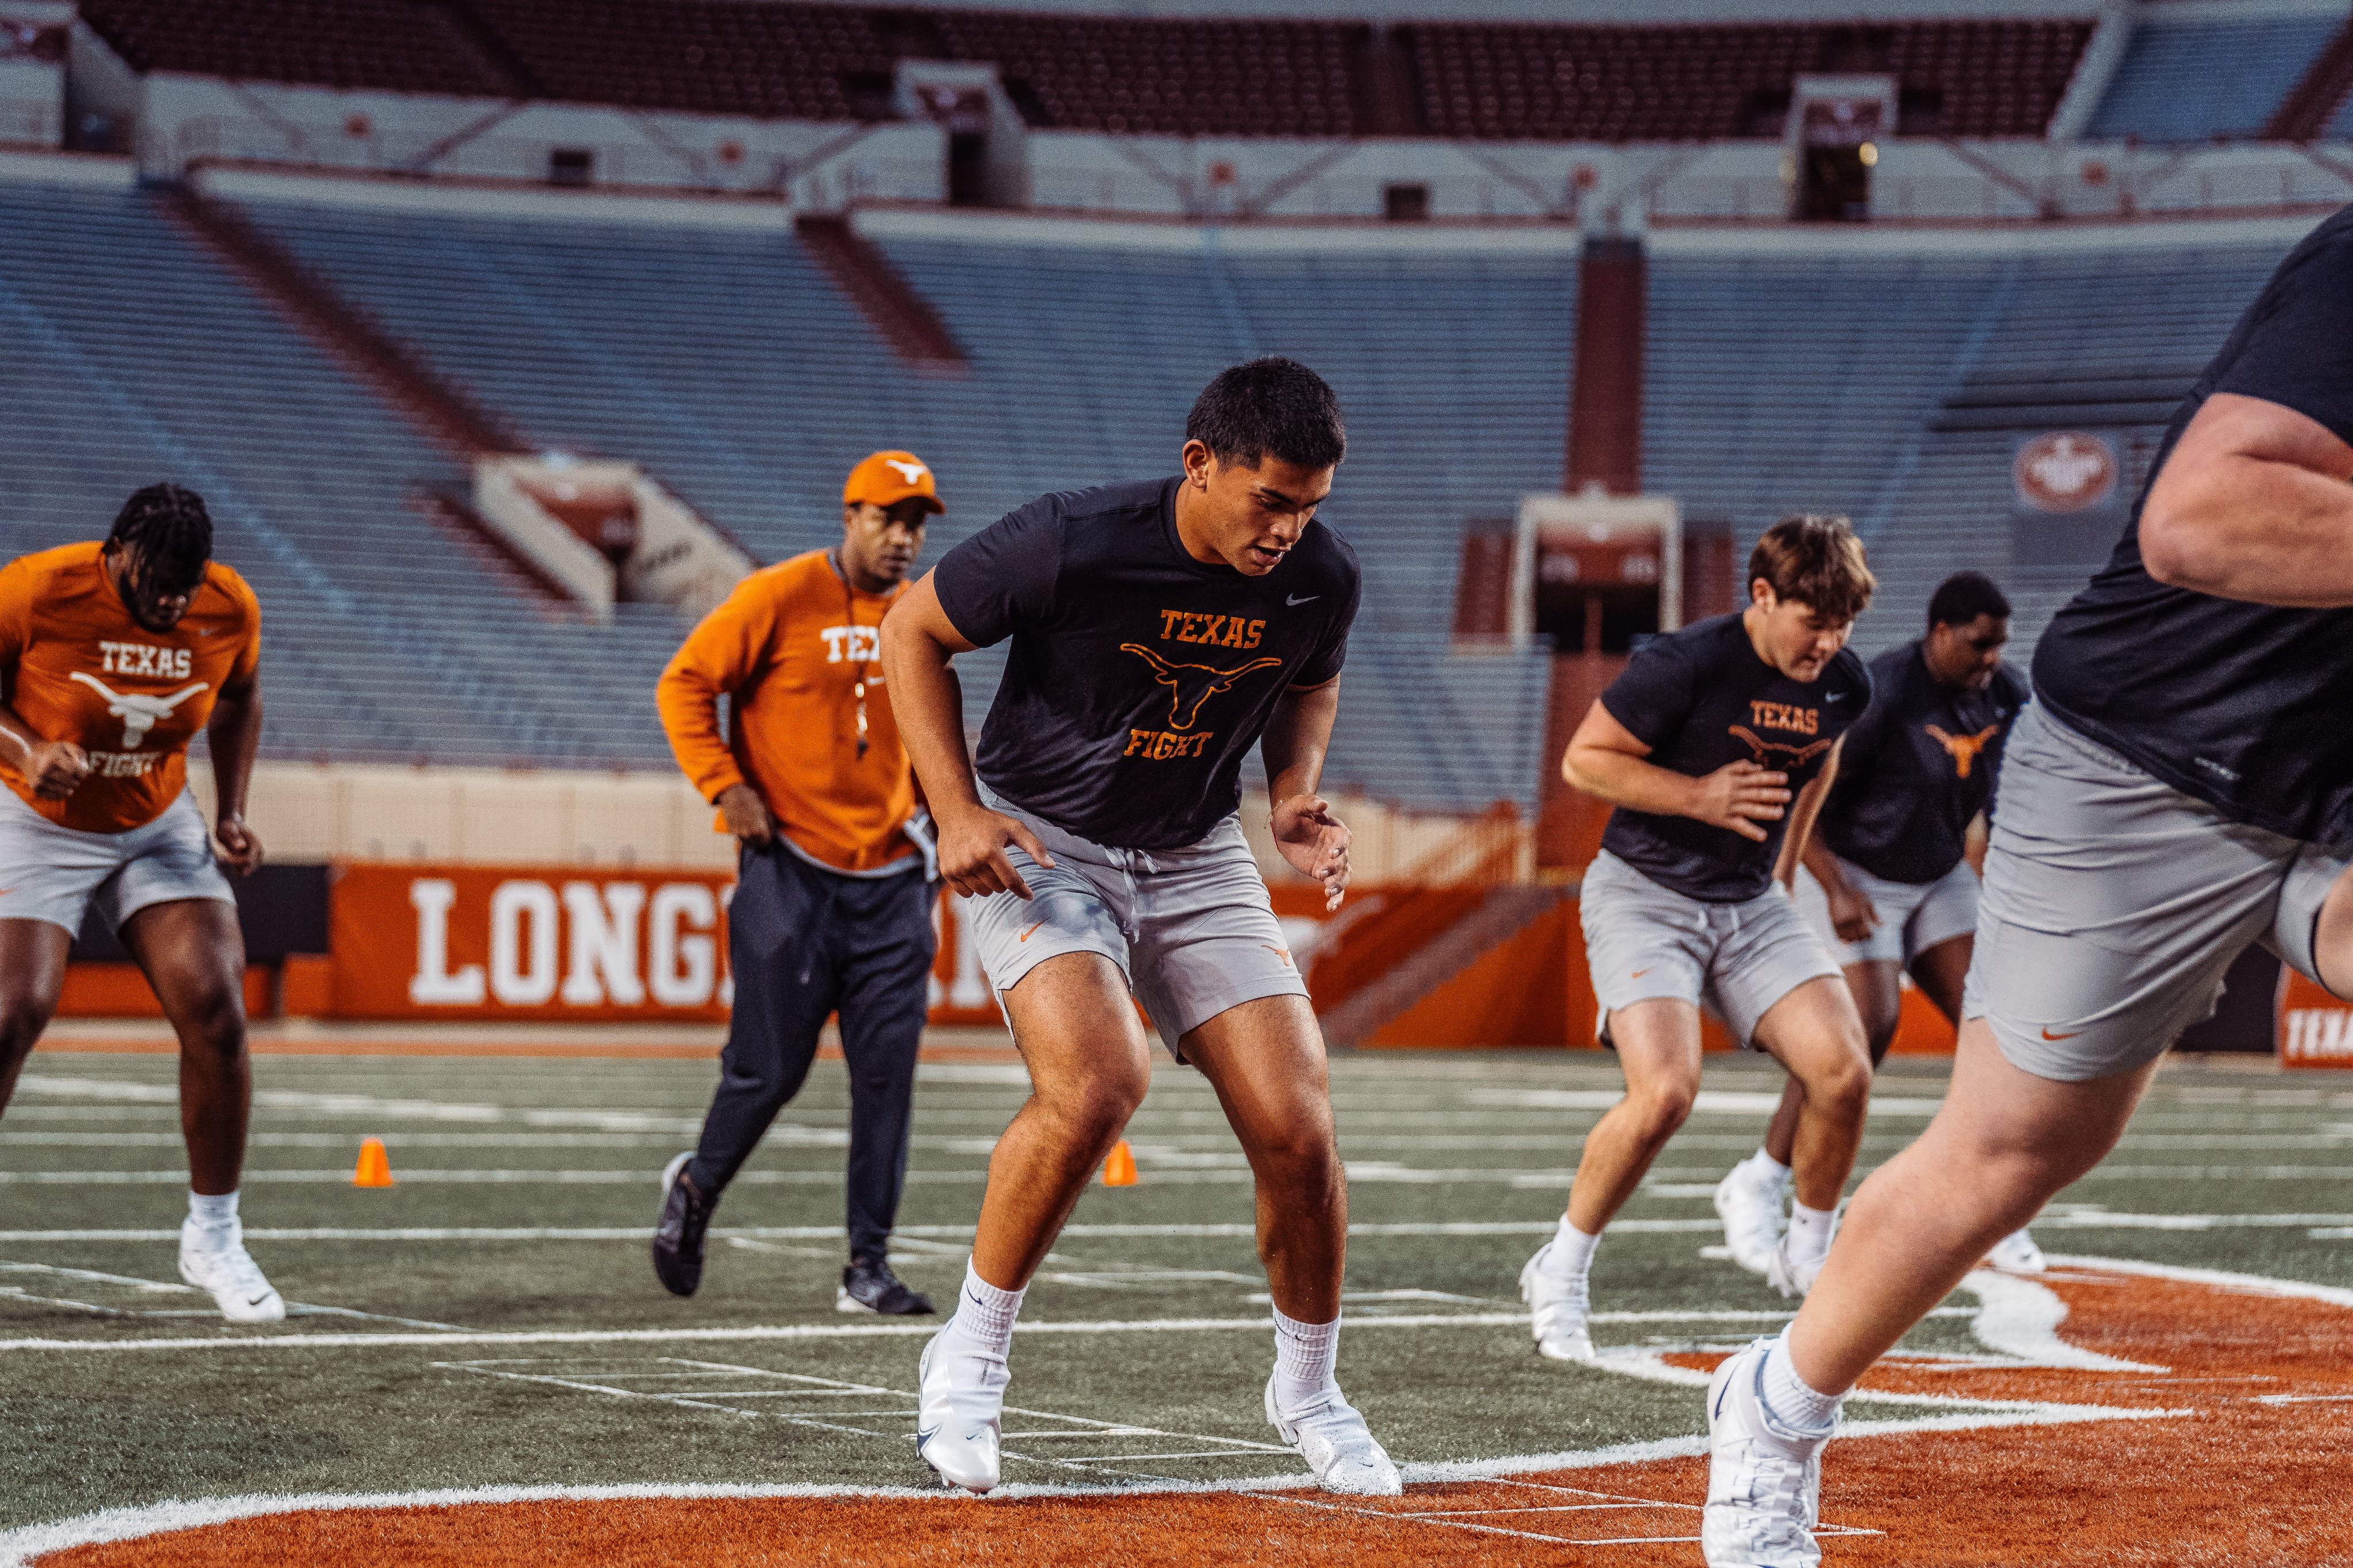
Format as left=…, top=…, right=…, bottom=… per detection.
left=0, top=1400, right=2184, bottom=1568
left=6, top=1211, right=2346, bottom=1245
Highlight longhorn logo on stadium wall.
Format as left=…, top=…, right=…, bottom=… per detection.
left=67, top=671, right=208, bottom=749
left=1121, top=645, right=1282, bottom=730
left=2014, top=431, right=2117, bottom=514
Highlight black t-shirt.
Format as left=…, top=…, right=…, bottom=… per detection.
left=1819, top=642, right=2027, bottom=886
left=932, top=477, right=1360, bottom=851
left=2035, top=206, right=2353, bottom=845
left=1596, top=612, right=1872, bottom=902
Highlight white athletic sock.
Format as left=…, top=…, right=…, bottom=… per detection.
left=1738, top=1148, right=1793, bottom=1190
left=1271, top=1306, right=1341, bottom=1412
left=1542, top=1214, right=1601, bottom=1284
left=1759, top=1327, right=1842, bottom=1436
left=186, top=1190, right=240, bottom=1240
left=947, top=1260, right=1026, bottom=1359
left=1785, top=1201, right=1838, bottom=1266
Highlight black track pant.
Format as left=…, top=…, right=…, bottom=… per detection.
left=687, top=843, right=937, bottom=1263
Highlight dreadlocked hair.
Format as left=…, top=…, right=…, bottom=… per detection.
left=107, top=484, right=213, bottom=592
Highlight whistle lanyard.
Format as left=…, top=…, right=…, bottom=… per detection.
left=828, top=551, right=881, bottom=760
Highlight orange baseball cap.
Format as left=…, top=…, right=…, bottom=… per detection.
left=843, top=450, right=944, bottom=514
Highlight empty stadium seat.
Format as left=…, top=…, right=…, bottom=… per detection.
left=2089, top=13, right=2343, bottom=144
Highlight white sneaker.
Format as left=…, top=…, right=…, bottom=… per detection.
left=178, top=1222, right=285, bottom=1323
left=1264, top=1376, right=1402, bottom=1496
left=1714, top=1167, right=1784, bottom=1277
left=1703, top=1338, right=1829, bottom=1568
left=1764, top=1227, right=1831, bottom=1300
left=1986, top=1228, right=2047, bottom=1272
left=1518, top=1242, right=1595, bottom=1361
left=916, top=1328, right=1006, bottom=1494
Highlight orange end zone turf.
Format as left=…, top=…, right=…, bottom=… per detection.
left=32, top=1262, right=2353, bottom=1567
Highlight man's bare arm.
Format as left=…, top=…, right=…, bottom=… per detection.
left=206, top=675, right=265, bottom=875
left=2140, top=392, right=2353, bottom=605
left=1775, top=740, right=1838, bottom=890
left=0, top=675, right=88, bottom=801
left=1263, top=677, right=1349, bottom=910
left=1561, top=700, right=1791, bottom=844
left=878, top=571, right=1051, bottom=899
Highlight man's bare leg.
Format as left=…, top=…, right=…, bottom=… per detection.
left=0, top=918, right=69, bottom=1117
left=121, top=899, right=252, bottom=1195
left=1747, top=977, right=1873, bottom=1293
left=1568, top=999, right=1704, bottom=1234
left=970, top=951, right=1153, bottom=1289
left=1184, top=994, right=1344, bottom=1322
left=1787, top=1016, right=2149, bottom=1394
left=1760, top=960, right=1900, bottom=1166
left=1186, top=992, right=1395, bottom=1493
left=1522, top=1000, right=1705, bottom=1358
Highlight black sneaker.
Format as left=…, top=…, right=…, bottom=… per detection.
left=837, top=1255, right=934, bottom=1315
left=652, top=1152, right=717, bottom=1297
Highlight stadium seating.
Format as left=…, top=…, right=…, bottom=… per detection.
left=927, top=11, right=1360, bottom=137
left=234, top=198, right=1566, bottom=806
left=76, top=0, right=520, bottom=97
left=1646, top=238, right=2291, bottom=655
left=2086, top=13, right=2343, bottom=144
left=1402, top=19, right=2091, bottom=141
left=0, top=177, right=681, bottom=768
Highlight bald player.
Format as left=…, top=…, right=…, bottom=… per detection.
left=0, top=484, right=276, bottom=1322
left=653, top=451, right=944, bottom=1316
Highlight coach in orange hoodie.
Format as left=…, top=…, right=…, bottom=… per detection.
left=651, top=452, right=943, bottom=1315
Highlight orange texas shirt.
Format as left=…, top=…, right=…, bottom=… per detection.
left=0, top=542, right=261, bottom=833
left=657, top=550, right=917, bottom=874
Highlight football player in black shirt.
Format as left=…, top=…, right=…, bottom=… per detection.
left=880, top=360, right=1395, bottom=1499
left=1522, top=517, right=1878, bottom=1364
left=1705, top=212, right=2353, bottom=1565
left=1713, top=572, right=2044, bottom=1276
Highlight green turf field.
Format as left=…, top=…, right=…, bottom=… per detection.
left=3, top=1046, right=2349, bottom=1536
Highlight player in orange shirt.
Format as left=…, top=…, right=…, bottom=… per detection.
left=0, top=484, right=280, bottom=1322
left=651, top=451, right=943, bottom=1314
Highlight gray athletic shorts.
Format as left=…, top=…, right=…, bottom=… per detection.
left=0, top=786, right=233, bottom=936
left=1794, top=853, right=1980, bottom=968
left=963, top=787, right=1309, bottom=1060
left=1579, top=849, right=1841, bottom=1049
left=1962, top=703, right=2348, bottom=1081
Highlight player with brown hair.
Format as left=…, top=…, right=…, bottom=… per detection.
left=1522, top=516, right=1877, bottom=1362
left=0, top=483, right=275, bottom=1322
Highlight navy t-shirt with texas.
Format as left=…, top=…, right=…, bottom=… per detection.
left=932, top=477, right=1360, bottom=852
left=1597, top=612, right=1872, bottom=903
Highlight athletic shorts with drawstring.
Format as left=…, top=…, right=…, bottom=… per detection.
left=1579, top=848, right=1841, bottom=1049
left=0, top=787, right=233, bottom=936
left=962, top=786, right=1309, bottom=1060
left=1962, top=702, right=2349, bottom=1082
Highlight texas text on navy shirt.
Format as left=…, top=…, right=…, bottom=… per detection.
left=2035, top=205, right=2353, bottom=845
left=1819, top=642, right=2027, bottom=886
left=1596, top=612, right=1872, bottom=903
left=931, top=477, right=1360, bottom=851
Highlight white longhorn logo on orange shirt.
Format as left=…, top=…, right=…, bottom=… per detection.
left=67, top=671, right=209, bottom=750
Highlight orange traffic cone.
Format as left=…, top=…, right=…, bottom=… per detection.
left=353, top=1137, right=394, bottom=1188
left=1102, top=1139, right=1137, bottom=1187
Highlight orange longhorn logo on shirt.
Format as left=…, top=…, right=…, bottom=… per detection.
left=1120, top=645, right=1282, bottom=731
left=1927, top=723, right=2001, bottom=779
left=1726, top=725, right=1833, bottom=770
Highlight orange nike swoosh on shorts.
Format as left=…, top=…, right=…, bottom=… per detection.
left=1017, top=921, right=1046, bottom=943
left=1630, top=968, right=1651, bottom=979
left=2040, top=1026, right=2082, bottom=1041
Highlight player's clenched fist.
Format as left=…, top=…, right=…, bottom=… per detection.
left=1688, top=760, right=1789, bottom=842
left=936, top=805, right=1055, bottom=901
left=21, top=738, right=91, bottom=800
